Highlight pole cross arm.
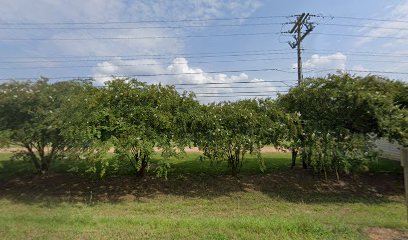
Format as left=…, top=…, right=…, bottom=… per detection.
left=289, top=13, right=306, bottom=34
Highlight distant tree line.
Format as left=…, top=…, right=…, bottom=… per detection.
left=0, top=74, right=406, bottom=179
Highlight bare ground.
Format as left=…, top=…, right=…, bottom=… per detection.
left=365, top=227, right=408, bottom=240
left=0, top=168, right=403, bottom=205
left=0, top=146, right=285, bottom=154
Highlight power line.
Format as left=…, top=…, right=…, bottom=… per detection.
left=305, top=68, right=408, bottom=75
left=0, top=68, right=297, bottom=81
left=1, top=50, right=408, bottom=72
left=0, top=78, right=298, bottom=86
left=173, top=80, right=297, bottom=86
left=1, top=15, right=406, bottom=26
left=320, top=23, right=408, bottom=31
left=303, top=49, right=408, bottom=57
left=2, top=54, right=408, bottom=72
left=0, top=32, right=281, bottom=41
left=325, top=15, right=408, bottom=24
left=0, top=22, right=284, bottom=30
left=3, top=51, right=408, bottom=65
left=1, top=21, right=407, bottom=32
left=196, top=95, right=282, bottom=98
left=3, top=49, right=408, bottom=65
left=0, top=52, right=293, bottom=64
left=0, top=57, right=297, bottom=70
left=312, top=32, right=408, bottom=40
left=195, top=90, right=288, bottom=95
left=0, top=16, right=288, bottom=25
left=3, top=31, right=406, bottom=42
left=2, top=31, right=398, bottom=41
left=4, top=48, right=408, bottom=60
left=2, top=48, right=289, bottom=59
left=178, top=85, right=293, bottom=90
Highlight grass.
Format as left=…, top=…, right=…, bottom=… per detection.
left=0, top=152, right=406, bottom=239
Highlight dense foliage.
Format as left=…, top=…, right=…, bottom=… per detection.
left=192, top=99, right=283, bottom=176
left=278, top=74, right=407, bottom=178
left=0, top=79, right=88, bottom=173
left=0, top=74, right=406, bottom=179
left=87, top=79, right=197, bottom=177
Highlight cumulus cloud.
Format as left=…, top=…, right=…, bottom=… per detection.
left=93, top=57, right=279, bottom=103
left=167, top=58, right=249, bottom=85
left=0, top=0, right=274, bottom=102
left=351, top=65, right=369, bottom=72
left=166, top=58, right=278, bottom=102
left=293, top=52, right=347, bottom=72
left=92, top=58, right=166, bottom=85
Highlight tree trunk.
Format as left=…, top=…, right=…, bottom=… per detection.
left=302, top=148, right=308, bottom=169
left=230, top=149, right=242, bottom=177
left=137, top=155, right=148, bottom=177
left=291, top=150, right=297, bottom=169
left=40, top=162, right=49, bottom=174
left=228, top=155, right=239, bottom=177
left=307, top=145, right=312, bottom=167
left=40, top=151, right=54, bottom=174
left=25, top=146, right=42, bottom=173
left=231, top=157, right=238, bottom=177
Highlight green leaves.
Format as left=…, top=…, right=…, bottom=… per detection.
left=2, top=74, right=405, bottom=179
left=278, top=74, right=408, bottom=176
left=192, top=99, right=282, bottom=176
left=0, top=79, right=90, bottom=173
left=86, top=78, right=198, bottom=177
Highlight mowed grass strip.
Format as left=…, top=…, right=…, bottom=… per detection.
left=0, top=152, right=406, bottom=239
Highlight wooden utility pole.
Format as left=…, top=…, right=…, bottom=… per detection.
left=296, top=25, right=303, bottom=84
left=285, top=13, right=316, bottom=169
left=286, top=13, right=315, bottom=85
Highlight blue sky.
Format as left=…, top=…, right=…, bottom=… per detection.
left=0, top=0, right=407, bottom=102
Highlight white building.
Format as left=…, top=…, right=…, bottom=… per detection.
left=375, top=138, right=402, bottom=161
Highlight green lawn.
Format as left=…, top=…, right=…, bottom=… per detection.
left=0, top=152, right=406, bottom=239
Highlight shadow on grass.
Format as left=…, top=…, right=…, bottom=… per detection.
left=0, top=153, right=404, bottom=207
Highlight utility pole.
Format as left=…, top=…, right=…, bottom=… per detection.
left=286, top=13, right=316, bottom=85
left=284, top=13, right=317, bottom=169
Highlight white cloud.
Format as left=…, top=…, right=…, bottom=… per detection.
left=0, top=0, right=277, bottom=101
left=126, top=1, right=262, bottom=23
left=294, top=52, right=347, bottom=71
left=0, top=0, right=262, bottom=56
left=355, top=1, right=408, bottom=46
left=93, top=57, right=279, bottom=103
left=92, top=58, right=166, bottom=85
left=351, top=65, right=369, bottom=72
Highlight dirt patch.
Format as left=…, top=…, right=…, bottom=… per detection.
left=365, top=227, right=408, bottom=240
left=183, top=146, right=285, bottom=153
left=1, top=146, right=286, bottom=154
left=0, top=147, right=24, bottom=153
left=0, top=167, right=403, bottom=205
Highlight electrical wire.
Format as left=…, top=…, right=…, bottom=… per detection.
left=0, top=22, right=284, bottom=30
left=0, top=68, right=297, bottom=81
left=0, top=52, right=294, bottom=64
left=0, top=15, right=288, bottom=25
left=0, top=32, right=281, bottom=41
left=0, top=57, right=297, bottom=70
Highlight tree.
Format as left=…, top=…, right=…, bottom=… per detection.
left=0, top=79, right=88, bottom=173
left=89, top=79, right=197, bottom=178
left=278, top=74, right=408, bottom=177
left=192, top=99, right=282, bottom=176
